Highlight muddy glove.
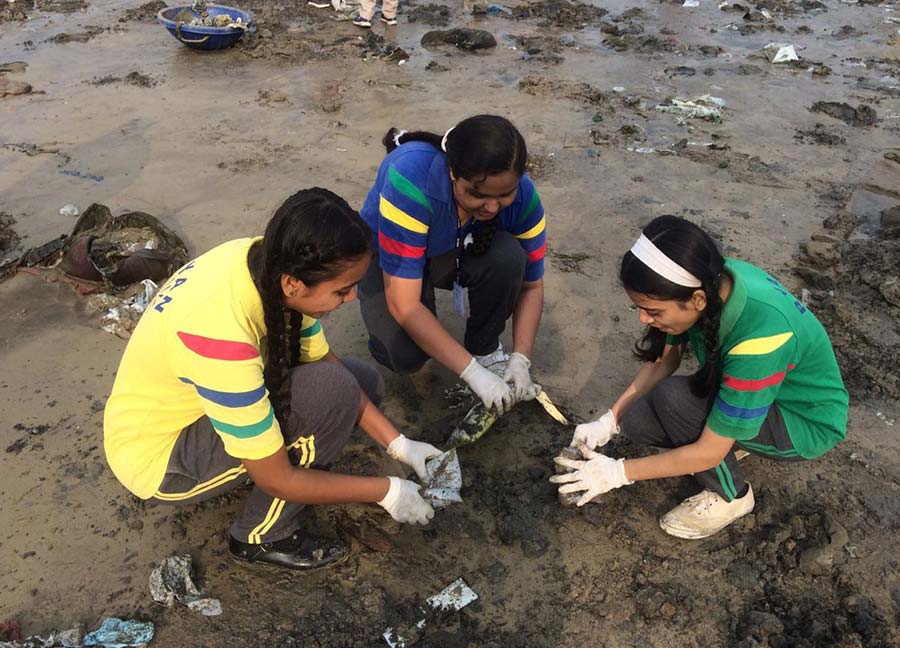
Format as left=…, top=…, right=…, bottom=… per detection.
left=549, top=451, right=633, bottom=507
left=503, top=352, right=542, bottom=403
left=386, top=434, right=441, bottom=482
left=570, top=409, right=619, bottom=458
left=377, top=476, right=435, bottom=525
left=460, top=357, right=513, bottom=414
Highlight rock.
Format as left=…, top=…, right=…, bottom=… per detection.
left=738, top=610, right=784, bottom=640
left=810, top=102, right=877, bottom=127
left=879, top=276, right=900, bottom=307
left=421, top=28, right=497, bottom=51
left=800, top=544, right=834, bottom=576
left=425, top=60, right=450, bottom=72
left=800, top=241, right=839, bottom=268
left=0, top=77, right=32, bottom=97
left=0, top=61, right=27, bottom=74
left=794, top=265, right=834, bottom=290
left=882, top=205, right=900, bottom=229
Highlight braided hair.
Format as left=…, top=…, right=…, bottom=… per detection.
left=619, top=215, right=725, bottom=399
left=248, top=188, right=371, bottom=439
left=382, top=115, right=528, bottom=256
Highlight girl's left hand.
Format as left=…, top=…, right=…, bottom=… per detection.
left=386, top=434, right=442, bottom=482
left=504, top=352, right=542, bottom=403
left=549, top=450, right=634, bottom=507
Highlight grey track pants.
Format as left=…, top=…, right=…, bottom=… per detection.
left=620, top=376, right=801, bottom=502
left=358, top=230, right=526, bottom=373
left=149, top=358, right=384, bottom=544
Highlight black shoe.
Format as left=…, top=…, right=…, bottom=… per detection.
left=228, top=531, right=349, bottom=571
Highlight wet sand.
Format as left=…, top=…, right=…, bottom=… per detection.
left=1, top=0, right=899, bottom=645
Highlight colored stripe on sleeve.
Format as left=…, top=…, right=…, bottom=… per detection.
left=378, top=231, right=426, bottom=259
left=728, top=332, right=794, bottom=356
left=515, top=216, right=546, bottom=241
left=388, top=166, right=434, bottom=215
left=208, top=407, right=275, bottom=439
left=300, top=320, right=322, bottom=338
left=379, top=195, right=429, bottom=234
left=714, top=396, right=770, bottom=420
left=176, top=331, right=260, bottom=361
left=518, top=188, right=541, bottom=226
left=527, top=242, right=547, bottom=263
left=723, top=369, right=789, bottom=392
left=178, top=377, right=266, bottom=408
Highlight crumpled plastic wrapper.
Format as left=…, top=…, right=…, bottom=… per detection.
left=149, top=554, right=222, bottom=617
left=421, top=449, right=462, bottom=509
left=83, top=618, right=154, bottom=648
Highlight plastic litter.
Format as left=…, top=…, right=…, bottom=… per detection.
left=149, top=554, right=223, bottom=617
left=383, top=579, right=478, bottom=647
left=447, top=402, right=497, bottom=448
left=59, top=204, right=80, bottom=218
left=94, top=279, right=158, bottom=339
left=682, top=0, right=700, bottom=7
left=0, top=623, right=83, bottom=648
left=656, top=95, right=726, bottom=123
left=421, top=449, right=462, bottom=509
left=764, top=43, right=799, bottom=63
left=82, top=618, right=153, bottom=648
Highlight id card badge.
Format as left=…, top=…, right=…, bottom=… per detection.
left=452, top=281, right=469, bottom=318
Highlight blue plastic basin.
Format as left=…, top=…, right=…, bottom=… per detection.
left=157, top=4, right=252, bottom=51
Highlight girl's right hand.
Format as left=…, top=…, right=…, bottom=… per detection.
left=570, top=410, right=619, bottom=457
left=377, top=476, right=434, bottom=525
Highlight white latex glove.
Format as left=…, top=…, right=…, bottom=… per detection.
left=503, top=352, right=542, bottom=403
left=549, top=450, right=633, bottom=506
left=386, top=434, right=442, bottom=482
left=460, top=357, right=513, bottom=413
left=377, top=476, right=435, bottom=525
left=570, top=409, right=619, bottom=458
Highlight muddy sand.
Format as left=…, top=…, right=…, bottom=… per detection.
left=1, top=0, right=899, bottom=646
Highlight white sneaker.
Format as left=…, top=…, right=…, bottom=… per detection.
left=474, top=343, right=509, bottom=377
left=659, top=484, right=754, bottom=539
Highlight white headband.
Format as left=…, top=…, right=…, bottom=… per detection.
left=393, top=128, right=408, bottom=148
left=441, top=126, right=455, bottom=153
left=630, top=234, right=702, bottom=288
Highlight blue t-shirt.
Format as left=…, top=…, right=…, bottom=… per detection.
left=360, top=142, right=547, bottom=282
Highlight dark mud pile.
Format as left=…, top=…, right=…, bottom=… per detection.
left=795, top=161, right=900, bottom=401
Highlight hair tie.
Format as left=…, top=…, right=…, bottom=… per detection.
left=393, top=128, right=408, bottom=148
left=441, top=126, right=455, bottom=153
left=630, top=233, right=702, bottom=288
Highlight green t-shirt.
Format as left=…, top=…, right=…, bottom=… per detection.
left=667, top=258, right=848, bottom=459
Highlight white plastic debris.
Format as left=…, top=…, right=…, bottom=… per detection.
left=764, top=42, right=799, bottom=63
left=421, top=449, right=463, bottom=509
left=683, top=0, right=700, bottom=7
left=149, top=554, right=222, bottom=617
left=59, top=203, right=80, bottom=218
left=655, top=95, right=726, bottom=123
left=383, top=579, right=479, bottom=647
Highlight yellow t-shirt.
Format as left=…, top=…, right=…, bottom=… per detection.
left=103, top=238, right=330, bottom=499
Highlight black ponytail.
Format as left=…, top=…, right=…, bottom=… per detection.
left=248, top=188, right=372, bottom=439
left=619, top=215, right=725, bottom=399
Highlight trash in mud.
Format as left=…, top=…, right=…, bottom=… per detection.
left=360, top=32, right=409, bottom=62
left=764, top=42, right=799, bottom=63
left=82, top=618, right=154, bottom=647
left=554, top=446, right=583, bottom=507
left=536, top=390, right=570, bottom=425
left=447, top=402, right=498, bottom=448
left=149, top=554, right=223, bottom=617
left=90, top=279, right=158, bottom=339
left=0, top=623, right=84, bottom=647
left=173, top=4, right=247, bottom=30
left=810, top=101, right=877, bottom=127
left=59, top=204, right=79, bottom=218
left=421, top=449, right=462, bottom=509
left=421, top=28, right=497, bottom=51
left=656, top=95, right=726, bottom=123
left=383, top=579, right=478, bottom=647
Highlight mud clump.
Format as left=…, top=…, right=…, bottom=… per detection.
left=512, top=0, right=608, bottom=28
left=794, top=123, right=846, bottom=146
left=46, top=27, right=105, bottom=44
left=810, top=101, right=877, bottom=127
left=89, top=71, right=158, bottom=87
left=421, top=28, right=497, bottom=51
left=36, top=0, right=88, bottom=13
left=518, top=75, right=606, bottom=105
left=0, top=212, right=21, bottom=256
left=408, top=4, right=451, bottom=26
left=120, top=0, right=168, bottom=22
left=0, top=1, right=29, bottom=23
left=603, top=34, right=679, bottom=54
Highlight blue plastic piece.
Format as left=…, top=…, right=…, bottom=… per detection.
left=83, top=617, right=155, bottom=648
left=157, top=4, right=252, bottom=51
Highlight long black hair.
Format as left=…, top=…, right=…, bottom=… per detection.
left=248, top=188, right=371, bottom=439
left=619, top=215, right=725, bottom=399
left=381, top=114, right=528, bottom=255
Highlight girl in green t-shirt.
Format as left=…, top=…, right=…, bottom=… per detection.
left=551, top=216, right=848, bottom=539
